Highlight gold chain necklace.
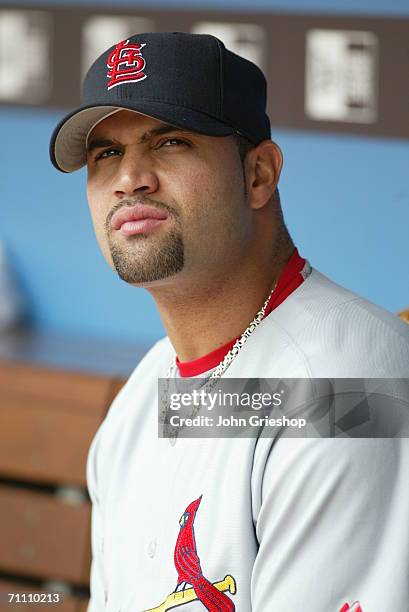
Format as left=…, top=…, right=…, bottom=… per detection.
left=161, top=281, right=277, bottom=441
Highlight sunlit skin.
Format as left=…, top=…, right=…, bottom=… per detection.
left=86, top=109, right=292, bottom=361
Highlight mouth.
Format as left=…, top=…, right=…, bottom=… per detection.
left=111, top=203, right=170, bottom=236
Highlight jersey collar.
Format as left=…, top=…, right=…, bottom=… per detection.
left=177, top=247, right=307, bottom=377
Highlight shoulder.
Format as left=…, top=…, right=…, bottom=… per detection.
left=86, top=335, right=173, bottom=492
left=275, top=268, right=409, bottom=341
left=263, top=268, right=409, bottom=376
left=107, top=335, right=173, bottom=423
left=98, top=335, right=172, bottom=420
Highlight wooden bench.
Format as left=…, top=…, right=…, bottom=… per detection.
left=0, top=354, right=127, bottom=612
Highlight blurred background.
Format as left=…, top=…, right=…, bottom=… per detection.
left=0, top=0, right=408, bottom=353
left=0, top=0, right=408, bottom=609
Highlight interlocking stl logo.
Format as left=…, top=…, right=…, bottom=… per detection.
left=340, top=602, right=363, bottom=612
left=106, top=39, right=147, bottom=90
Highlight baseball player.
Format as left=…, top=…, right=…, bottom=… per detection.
left=50, top=33, right=409, bottom=611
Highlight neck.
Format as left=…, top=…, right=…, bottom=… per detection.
left=148, top=240, right=294, bottom=363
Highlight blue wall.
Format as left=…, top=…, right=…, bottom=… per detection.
left=2, top=0, right=409, bottom=16
left=0, top=0, right=408, bottom=344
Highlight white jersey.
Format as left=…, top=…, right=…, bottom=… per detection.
left=87, top=268, right=409, bottom=612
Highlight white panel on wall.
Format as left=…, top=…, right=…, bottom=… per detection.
left=191, top=22, right=266, bottom=71
left=0, top=10, right=52, bottom=103
left=82, top=16, right=155, bottom=78
left=305, top=29, right=378, bottom=123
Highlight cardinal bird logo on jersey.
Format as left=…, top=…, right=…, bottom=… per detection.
left=144, top=495, right=236, bottom=611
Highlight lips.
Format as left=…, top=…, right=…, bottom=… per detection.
left=111, top=203, right=169, bottom=236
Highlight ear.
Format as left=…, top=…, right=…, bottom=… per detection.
left=246, top=140, right=283, bottom=210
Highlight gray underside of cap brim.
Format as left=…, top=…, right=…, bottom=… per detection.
left=54, top=107, right=126, bottom=173
left=53, top=104, right=235, bottom=173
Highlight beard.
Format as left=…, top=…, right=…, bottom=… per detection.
left=109, top=228, right=184, bottom=284
left=105, top=197, right=185, bottom=284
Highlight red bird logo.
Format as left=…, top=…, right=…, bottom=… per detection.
left=173, top=495, right=235, bottom=611
left=144, top=495, right=236, bottom=611
left=144, top=495, right=362, bottom=612
left=339, top=603, right=363, bottom=612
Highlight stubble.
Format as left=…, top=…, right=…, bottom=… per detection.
left=105, top=196, right=184, bottom=284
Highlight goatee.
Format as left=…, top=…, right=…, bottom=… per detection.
left=109, top=228, right=184, bottom=284
left=105, top=197, right=184, bottom=284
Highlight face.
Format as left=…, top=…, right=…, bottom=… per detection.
left=86, top=110, right=251, bottom=288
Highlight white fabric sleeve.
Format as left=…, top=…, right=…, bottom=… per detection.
left=86, top=423, right=107, bottom=612
left=251, top=437, right=409, bottom=611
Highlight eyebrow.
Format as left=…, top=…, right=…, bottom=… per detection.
left=86, top=124, right=194, bottom=154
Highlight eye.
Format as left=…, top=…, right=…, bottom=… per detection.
left=94, top=147, right=122, bottom=161
left=157, top=138, right=191, bottom=149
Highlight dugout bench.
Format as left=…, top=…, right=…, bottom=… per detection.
left=0, top=330, right=142, bottom=612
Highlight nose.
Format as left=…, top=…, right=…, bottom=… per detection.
left=113, top=149, right=159, bottom=198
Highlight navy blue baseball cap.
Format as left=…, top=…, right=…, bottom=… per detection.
left=50, top=31, right=271, bottom=173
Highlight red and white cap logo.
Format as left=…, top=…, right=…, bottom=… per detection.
left=106, top=39, right=146, bottom=90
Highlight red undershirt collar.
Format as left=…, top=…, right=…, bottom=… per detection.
left=176, top=247, right=307, bottom=377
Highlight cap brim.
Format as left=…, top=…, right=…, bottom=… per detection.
left=50, top=102, right=235, bottom=173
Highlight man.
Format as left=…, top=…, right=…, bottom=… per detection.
left=50, top=32, right=409, bottom=611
